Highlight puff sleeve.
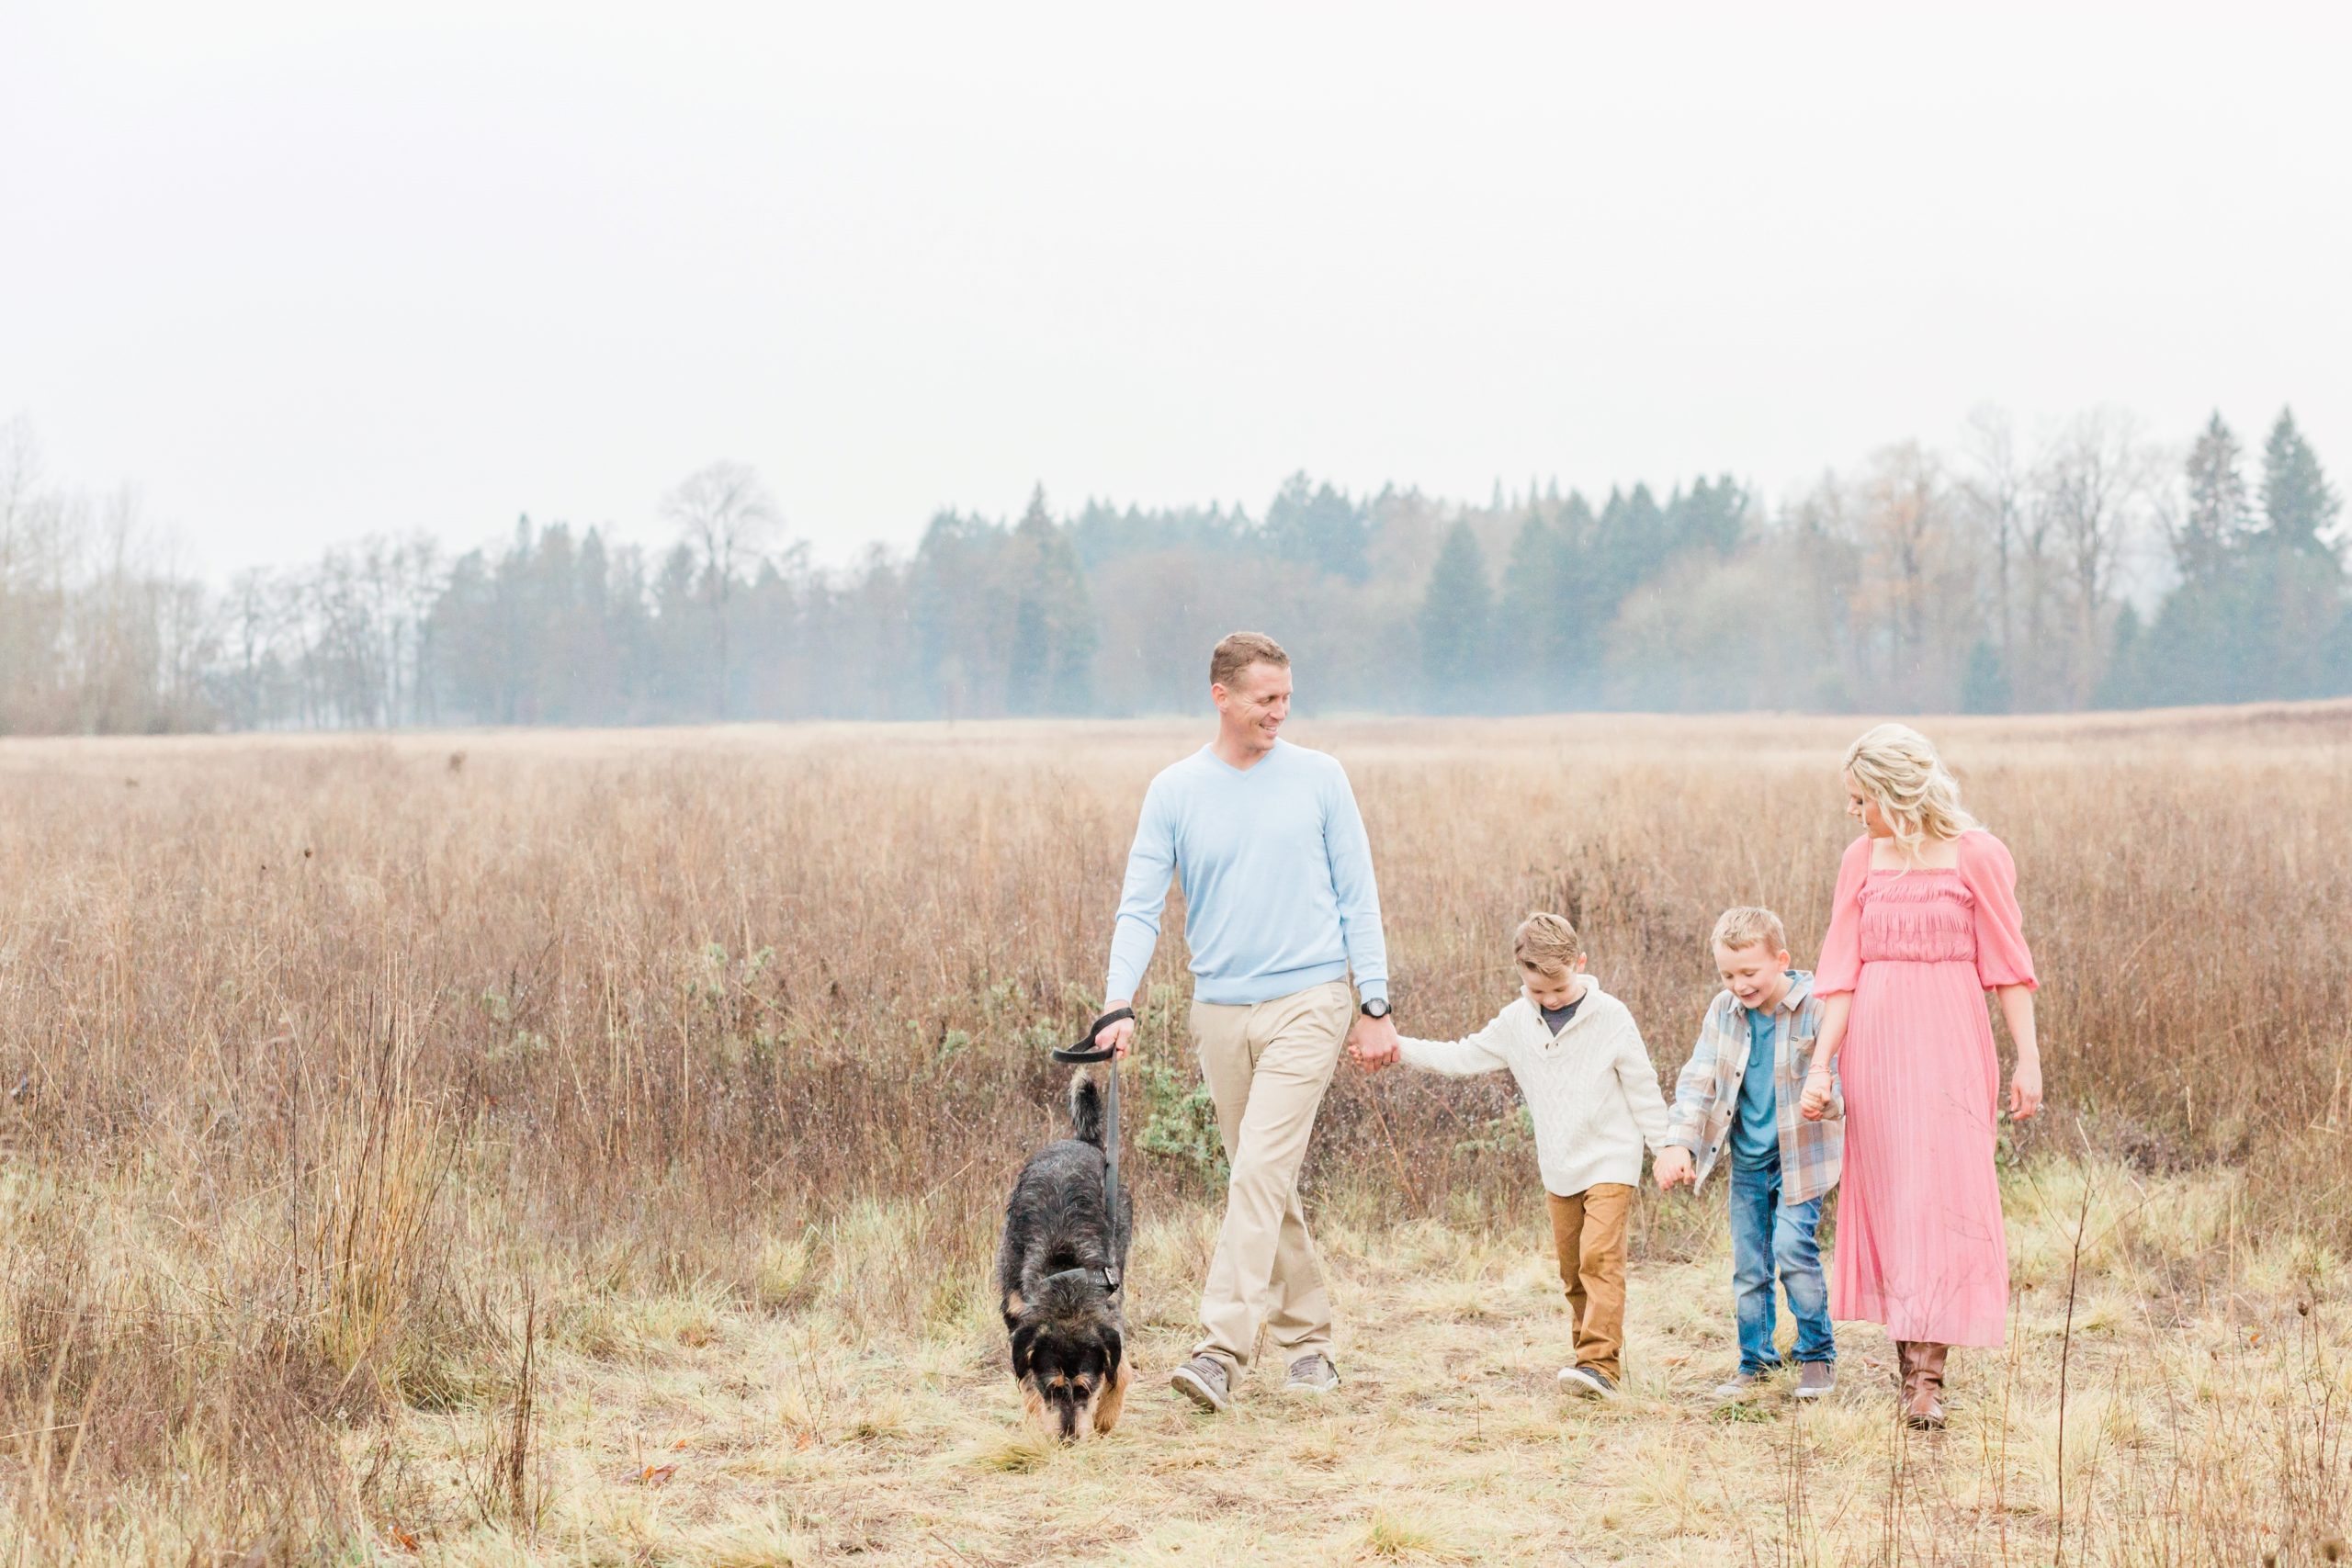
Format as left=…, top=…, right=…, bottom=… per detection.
left=1814, top=835, right=1872, bottom=996
left=1959, top=829, right=2037, bottom=991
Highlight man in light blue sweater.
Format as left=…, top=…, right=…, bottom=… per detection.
left=1094, top=631, right=1398, bottom=1413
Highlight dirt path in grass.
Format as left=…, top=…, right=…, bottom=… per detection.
left=382, top=1174, right=2348, bottom=1566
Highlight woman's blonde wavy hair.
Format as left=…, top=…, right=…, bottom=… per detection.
left=1843, top=723, right=1977, bottom=857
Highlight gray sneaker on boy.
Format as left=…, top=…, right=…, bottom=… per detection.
left=1795, top=1362, right=1836, bottom=1399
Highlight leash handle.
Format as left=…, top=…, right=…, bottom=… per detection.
left=1050, top=1006, right=1134, bottom=1064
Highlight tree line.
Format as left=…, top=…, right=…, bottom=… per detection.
left=0, top=406, right=2341, bottom=733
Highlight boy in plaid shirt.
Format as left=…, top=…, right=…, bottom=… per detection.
left=1655, top=907, right=1843, bottom=1401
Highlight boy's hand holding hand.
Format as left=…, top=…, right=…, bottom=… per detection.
left=1798, top=1065, right=1834, bottom=1121
left=1653, top=1146, right=1695, bottom=1190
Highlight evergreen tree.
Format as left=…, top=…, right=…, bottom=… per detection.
left=1417, top=521, right=1493, bottom=712
left=1595, top=483, right=1670, bottom=604
left=1005, top=486, right=1095, bottom=715
left=2175, top=412, right=2253, bottom=586
left=1559, top=490, right=1598, bottom=553
left=1668, top=475, right=1748, bottom=558
left=2139, top=414, right=2260, bottom=705
left=1595, top=487, right=1629, bottom=595
left=1264, top=472, right=1370, bottom=581
left=649, top=542, right=705, bottom=716
left=909, top=510, right=991, bottom=718
left=1960, top=637, right=2011, bottom=714
left=1497, top=511, right=1571, bottom=710
left=1623, top=482, right=1667, bottom=574
left=1553, top=490, right=1604, bottom=703
left=2092, top=604, right=2143, bottom=709
left=2235, top=412, right=2347, bottom=699
left=2333, top=599, right=2352, bottom=694
left=2239, top=545, right=2345, bottom=700
left=2258, top=408, right=2342, bottom=559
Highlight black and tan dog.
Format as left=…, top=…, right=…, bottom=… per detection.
left=997, top=1072, right=1133, bottom=1439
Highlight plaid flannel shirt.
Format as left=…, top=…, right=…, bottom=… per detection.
left=1661, top=971, right=1844, bottom=1203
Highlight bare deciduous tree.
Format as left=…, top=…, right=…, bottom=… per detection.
left=1960, top=404, right=2030, bottom=671
left=1843, top=444, right=1982, bottom=707
left=661, top=461, right=780, bottom=718
left=2035, top=408, right=2158, bottom=705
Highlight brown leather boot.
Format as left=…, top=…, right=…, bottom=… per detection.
left=1904, top=1343, right=1948, bottom=1430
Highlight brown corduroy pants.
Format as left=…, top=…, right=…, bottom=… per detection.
left=1546, top=1183, right=1634, bottom=1383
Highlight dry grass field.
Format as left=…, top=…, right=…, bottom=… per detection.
left=1, top=707, right=2348, bottom=1565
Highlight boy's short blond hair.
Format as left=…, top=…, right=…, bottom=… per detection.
left=1711, top=906, right=1789, bottom=955
left=1514, top=912, right=1584, bottom=974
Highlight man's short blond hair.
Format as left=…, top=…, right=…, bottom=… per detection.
left=1711, top=906, right=1789, bottom=955
left=1209, top=631, right=1290, bottom=691
left=1514, top=912, right=1584, bottom=974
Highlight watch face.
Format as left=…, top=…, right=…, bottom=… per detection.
left=1363, top=998, right=1389, bottom=1019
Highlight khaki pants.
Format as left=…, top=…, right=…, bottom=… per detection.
left=1546, top=1184, right=1633, bottom=1384
left=1190, top=979, right=1354, bottom=1372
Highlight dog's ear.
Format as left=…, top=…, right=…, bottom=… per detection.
left=1010, top=1321, right=1040, bottom=1382
left=1098, top=1324, right=1124, bottom=1378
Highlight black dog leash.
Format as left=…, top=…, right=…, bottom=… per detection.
left=1049, top=1007, right=1131, bottom=1296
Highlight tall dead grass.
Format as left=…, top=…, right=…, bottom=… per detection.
left=0, top=705, right=2346, bottom=1558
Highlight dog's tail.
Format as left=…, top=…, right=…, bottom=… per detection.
left=1068, top=1070, right=1105, bottom=1147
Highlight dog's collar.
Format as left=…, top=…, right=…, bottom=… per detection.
left=1042, top=1263, right=1121, bottom=1295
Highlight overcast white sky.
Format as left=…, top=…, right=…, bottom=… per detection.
left=4, top=1, right=2346, bottom=578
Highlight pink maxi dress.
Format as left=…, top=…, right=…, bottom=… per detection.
left=1815, top=829, right=2037, bottom=1348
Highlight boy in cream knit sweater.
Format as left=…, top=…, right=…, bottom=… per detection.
left=1357, top=912, right=1671, bottom=1396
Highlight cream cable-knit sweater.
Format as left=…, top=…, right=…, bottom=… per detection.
left=1397, top=983, right=1672, bottom=1197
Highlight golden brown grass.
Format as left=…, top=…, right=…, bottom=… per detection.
left=0, top=705, right=2347, bottom=1563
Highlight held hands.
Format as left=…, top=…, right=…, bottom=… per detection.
left=1653, top=1145, right=1696, bottom=1191
left=1798, top=1064, right=1835, bottom=1122
left=1348, top=1013, right=1402, bottom=1071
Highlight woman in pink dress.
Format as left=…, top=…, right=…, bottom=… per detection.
left=1799, top=724, right=2043, bottom=1428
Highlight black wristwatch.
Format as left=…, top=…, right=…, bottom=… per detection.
left=1360, top=997, right=1390, bottom=1020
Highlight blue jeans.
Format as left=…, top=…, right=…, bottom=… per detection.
left=1728, top=1156, right=1835, bottom=1374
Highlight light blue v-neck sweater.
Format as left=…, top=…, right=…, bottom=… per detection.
left=1104, top=739, right=1388, bottom=1009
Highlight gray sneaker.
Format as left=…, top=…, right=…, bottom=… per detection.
left=1556, top=1365, right=1617, bottom=1398
left=1283, top=1352, right=1340, bottom=1394
left=1712, top=1371, right=1764, bottom=1403
left=1170, top=1354, right=1232, bottom=1413
left=1795, top=1361, right=1836, bottom=1400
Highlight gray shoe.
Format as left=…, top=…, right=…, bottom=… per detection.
left=1556, top=1365, right=1617, bottom=1398
left=1712, top=1371, right=1764, bottom=1403
left=1170, top=1354, right=1232, bottom=1413
left=1795, top=1361, right=1837, bottom=1400
left=1282, top=1352, right=1340, bottom=1394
